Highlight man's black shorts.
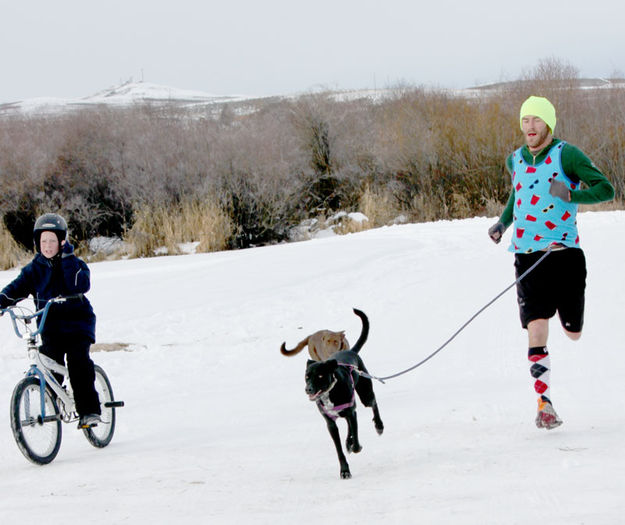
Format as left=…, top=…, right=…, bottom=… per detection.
left=514, top=248, right=587, bottom=331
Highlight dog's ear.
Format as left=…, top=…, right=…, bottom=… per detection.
left=326, top=360, right=339, bottom=372
left=306, top=359, right=315, bottom=367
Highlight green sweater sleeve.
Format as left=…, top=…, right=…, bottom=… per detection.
left=499, top=154, right=515, bottom=228
left=561, top=143, right=615, bottom=204
left=500, top=189, right=515, bottom=228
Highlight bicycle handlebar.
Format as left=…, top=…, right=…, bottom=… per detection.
left=0, top=294, right=84, bottom=340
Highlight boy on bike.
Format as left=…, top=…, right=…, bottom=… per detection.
left=0, top=213, right=101, bottom=428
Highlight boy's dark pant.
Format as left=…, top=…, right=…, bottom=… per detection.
left=41, top=336, right=101, bottom=417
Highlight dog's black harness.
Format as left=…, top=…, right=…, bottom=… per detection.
left=314, top=364, right=357, bottom=421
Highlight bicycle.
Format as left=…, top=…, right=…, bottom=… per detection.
left=1, top=295, right=124, bottom=465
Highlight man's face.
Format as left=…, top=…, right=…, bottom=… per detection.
left=521, top=115, right=552, bottom=152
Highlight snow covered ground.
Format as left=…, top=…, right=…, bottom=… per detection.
left=0, top=212, right=624, bottom=524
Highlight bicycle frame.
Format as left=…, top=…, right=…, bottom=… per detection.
left=28, top=351, right=78, bottom=423
left=2, top=296, right=81, bottom=423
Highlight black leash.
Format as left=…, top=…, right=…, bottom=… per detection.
left=367, top=248, right=553, bottom=384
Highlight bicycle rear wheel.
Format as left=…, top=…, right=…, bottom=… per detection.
left=83, top=365, right=116, bottom=448
left=10, top=376, right=62, bottom=465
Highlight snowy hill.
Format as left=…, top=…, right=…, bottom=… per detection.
left=0, top=80, right=399, bottom=117
left=85, top=81, right=246, bottom=103
left=0, top=80, right=263, bottom=116
left=0, top=212, right=624, bottom=524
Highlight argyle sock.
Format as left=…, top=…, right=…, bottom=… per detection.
left=528, top=346, right=551, bottom=404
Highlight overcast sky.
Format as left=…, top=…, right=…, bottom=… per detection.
left=1, top=0, right=623, bottom=103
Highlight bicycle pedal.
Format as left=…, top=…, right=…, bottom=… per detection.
left=77, top=414, right=101, bottom=429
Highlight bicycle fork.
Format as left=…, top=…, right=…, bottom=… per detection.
left=25, top=365, right=61, bottom=424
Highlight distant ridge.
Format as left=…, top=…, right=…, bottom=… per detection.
left=83, top=80, right=251, bottom=104
left=2, top=78, right=623, bottom=117
left=467, top=77, right=625, bottom=92
left=0, top=80, right=263, bottom=116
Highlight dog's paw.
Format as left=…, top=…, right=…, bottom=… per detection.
left=340, top=468, right=352, bottom=479
left=346, top=436, right=362, bottom=453
left=373, top=417, right=384, bottom=435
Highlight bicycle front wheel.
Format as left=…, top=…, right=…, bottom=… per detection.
left=10, top=376, right=62, bottom=465
left=83, top=365, right=116, bottom=448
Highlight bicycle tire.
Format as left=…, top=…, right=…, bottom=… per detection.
left=83, top=365, right=116, bottom=448
left=10, top=376, right=62, bottom=465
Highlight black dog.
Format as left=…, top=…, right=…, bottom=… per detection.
left=305, top=308, right=384, bottom=479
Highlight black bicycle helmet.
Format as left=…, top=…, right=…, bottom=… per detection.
left=33, top=213, right=68, bottom=252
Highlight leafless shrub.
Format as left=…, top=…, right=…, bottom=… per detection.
left=124, top=198, right=232, bottom=257
left=0, top=221, right=30, bottom=270
left=1, top=57, right=623, bottom=263
left=358, top=185, right=400, bottom=227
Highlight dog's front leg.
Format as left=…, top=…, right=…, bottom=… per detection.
left=371, top=400, right=384, bottom=435
left=345, top=410, right=362, bottom=454
left=324, top=416, right=351, bottom=479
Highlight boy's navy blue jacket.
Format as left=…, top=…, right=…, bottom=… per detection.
left=0, top=246, right=96, bottom=342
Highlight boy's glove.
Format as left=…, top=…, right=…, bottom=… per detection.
left=549, top=179, right=571, bottom=202
left=488, top=221, right=506, bottom=244
left=61, top=241, right=75, bottom=258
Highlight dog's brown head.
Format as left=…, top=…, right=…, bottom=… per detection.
left=321, top=331, right=348, bottom=351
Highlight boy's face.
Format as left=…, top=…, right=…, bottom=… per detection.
left=40, top=231, right=60, bottom=259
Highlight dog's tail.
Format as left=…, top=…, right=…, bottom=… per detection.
left=280, top=337, right=309, bottom=357
left=349, top=308, right=369, bottom=354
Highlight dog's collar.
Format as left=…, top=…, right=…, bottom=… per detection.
left=309, top=377, right=337, bottom=402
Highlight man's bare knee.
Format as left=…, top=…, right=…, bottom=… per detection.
left=527, top=319, right=549, bottom=347
left=565, top=330, right=582, bottom=341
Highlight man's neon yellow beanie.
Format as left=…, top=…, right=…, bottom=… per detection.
left=519, top=96, right=556, bottom=134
